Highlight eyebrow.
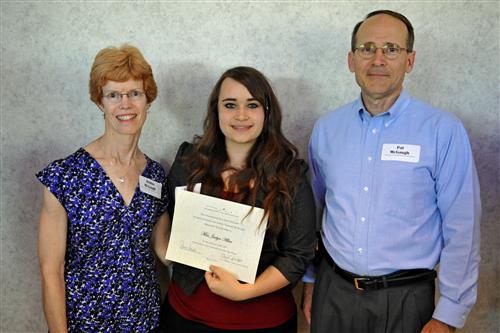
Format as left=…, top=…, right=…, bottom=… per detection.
left=102, top=88, right=142, bottom=93
left=221, top=97, right=259, bottom=102
left=360, top=41, right=398, bottom=45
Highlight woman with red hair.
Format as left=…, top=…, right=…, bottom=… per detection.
left=37, top=45, right=170, bottom=332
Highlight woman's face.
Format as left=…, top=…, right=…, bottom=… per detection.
left=99, top=79, right=149, bottom=136
left=218, top=78, right=265, bottom=152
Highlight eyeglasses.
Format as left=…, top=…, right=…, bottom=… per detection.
left=354, top=42, right=408, bottom=60
left=103, top=89, right=145, bottom=103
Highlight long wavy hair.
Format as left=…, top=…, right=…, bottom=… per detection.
left=186, top=66, right=301, bottom=246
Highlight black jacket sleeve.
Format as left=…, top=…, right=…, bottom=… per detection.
left=167, top=141, right=194, bottom=218
left=260, top=161, right=317, bottom=285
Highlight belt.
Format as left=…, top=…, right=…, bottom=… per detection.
left=319, top=240, right=436, bottom=291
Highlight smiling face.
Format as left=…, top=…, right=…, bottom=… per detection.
left=348, top=14, right=415, bottom=108
left=99, top=79, right=148, bottom=136
left=217, top=78, right=265, bottom=153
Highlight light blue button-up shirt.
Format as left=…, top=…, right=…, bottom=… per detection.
left=307, top=91, right=481, bottom=328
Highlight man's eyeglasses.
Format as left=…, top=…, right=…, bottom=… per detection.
left=354, top=42, right=408, bottom=60
left=103, top=89, right=145, bottom=103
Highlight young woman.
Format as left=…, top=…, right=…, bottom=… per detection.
left=161, top=66, right=316, bottom=332
left=37, top=45, right=170, bottom=332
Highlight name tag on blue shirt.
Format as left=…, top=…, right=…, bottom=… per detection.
left=139, top=176, right=162, bottom=199
left=381, top=144, right=421, bottom=163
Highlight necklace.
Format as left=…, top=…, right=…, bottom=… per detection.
left=115, top=158, right=135, bottom=184
left=97, top=138, right=137, bottom=185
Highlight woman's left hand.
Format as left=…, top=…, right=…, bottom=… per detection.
left=205, top=265, right=250, bottom=301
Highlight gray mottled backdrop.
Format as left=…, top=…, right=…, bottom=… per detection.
left=1, top=1, right=498, bottom=332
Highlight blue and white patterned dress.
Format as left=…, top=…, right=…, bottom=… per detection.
left=37, top=148, right=168, bottom=332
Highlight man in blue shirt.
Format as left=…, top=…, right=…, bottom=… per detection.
left=302, top=10, right=481, bottom=333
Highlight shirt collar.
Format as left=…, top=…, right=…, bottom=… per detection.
left=356, top=90, right=411, bottom=127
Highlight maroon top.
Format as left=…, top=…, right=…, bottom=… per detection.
left=168, top=281, right=296, bottom=330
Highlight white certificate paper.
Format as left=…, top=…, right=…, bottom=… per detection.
left=166, top=189, right=268, bottom=284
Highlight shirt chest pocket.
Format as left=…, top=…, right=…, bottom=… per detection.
left=376, top=160, right=436, bottom=220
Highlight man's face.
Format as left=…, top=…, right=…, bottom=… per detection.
left=348, top=14, right=415, bottom=103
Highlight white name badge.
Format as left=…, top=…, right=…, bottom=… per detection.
left=139, top=176, right=162, bottom=199
left=381, top=144, right=421, bottom=163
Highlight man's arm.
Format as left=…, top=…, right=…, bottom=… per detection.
left=302, top=282, right=315, bottom=324
left=429, top=120, right=481, bottom=329
left=38, top=188, right=68, bottom=332
left=421, top=319, right=456, bottom=333
left=300, top=123, right=327, bottom=324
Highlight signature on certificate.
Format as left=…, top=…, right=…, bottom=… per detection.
left=220, top=252, right=244, bottom=265
left=179, top=240, right=200, bottom=254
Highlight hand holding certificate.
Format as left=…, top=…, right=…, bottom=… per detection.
left=166, top=189, right=268, bottom=284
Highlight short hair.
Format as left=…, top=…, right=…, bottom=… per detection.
left=89, top=44, right=157, bottom=105
left=351, top=10, right=414, bottom=52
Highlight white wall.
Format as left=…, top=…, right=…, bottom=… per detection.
left=1, top=2, right=498, bottom=332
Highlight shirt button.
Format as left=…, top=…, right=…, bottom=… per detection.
left=357, top=248, right=364, bottom=254
left=371, top=128, right=377, bottom=134
left=367, top=156, right=373, bottom=161
left=360, top=217, right=366, bottom=222
left=384, top=123, right=389, bottom=128
left=363, top=186, right=369, bottom=192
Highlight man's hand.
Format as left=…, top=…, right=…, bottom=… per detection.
left=420, top=319, right=456, bottom=333
left=301, top=282, right=315, bottom=325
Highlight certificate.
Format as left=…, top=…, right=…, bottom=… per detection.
left=165, top=189, right=268, bottom=284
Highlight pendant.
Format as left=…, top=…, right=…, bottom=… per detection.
left=118, top=176, right=125, bottom=184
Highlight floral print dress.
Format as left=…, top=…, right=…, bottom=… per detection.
left=37, top=148, right=168, bottom=332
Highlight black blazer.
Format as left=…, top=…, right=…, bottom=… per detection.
left=167, top=142, right=317, bottom=296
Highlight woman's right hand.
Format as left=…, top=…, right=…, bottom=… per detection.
left=205, top=265, right=290, bottom=302
left=205, top=265, right=249, bottom=301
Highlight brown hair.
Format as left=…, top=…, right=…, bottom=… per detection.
left=351, top=10, right=414, bottom=52
left=89, top=44, right=157, bottom=105
left=186, top=66, right=302, bottom=246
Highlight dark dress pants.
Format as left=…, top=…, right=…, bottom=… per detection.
left=310, top=259, right=435, bottom=333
